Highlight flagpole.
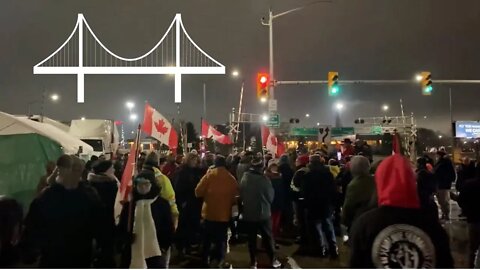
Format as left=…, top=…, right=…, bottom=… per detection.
left=127, top=123, right=142, bottom=233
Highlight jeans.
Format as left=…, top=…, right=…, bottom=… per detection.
left=244, top=219, right=276, bottom=265
left=307, top=213, right=337, bottom=251
left=294, top=200, right=308, bottom=244
left=437, top=189, right=450, bottom=218
left=469, top=223, right=480, bottom=268
left=203, top=220, right=229, bottom=264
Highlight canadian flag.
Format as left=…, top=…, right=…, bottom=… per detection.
left=114, top=141, right=137, bottom=224
left=392, top=132, right=401, bottom=155
left=202, top=119, right=233, bottom=145
left=261, top=125, right=285, bottom=158
left=142, top=103, right=178, bottom=149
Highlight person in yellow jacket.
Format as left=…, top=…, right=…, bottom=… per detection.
left=143, top=152, right=179, bottom=229
left=195, top=155, right=238, bottom=268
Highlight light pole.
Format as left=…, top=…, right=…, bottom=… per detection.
left=335, top=102, right=344, bottom=128
left=27, top=90, right=59, bottom=122
left=261, top=0, right=331, bottom=112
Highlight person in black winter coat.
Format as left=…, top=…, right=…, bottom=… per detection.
left=0, top=197, right=23, bottom=268
left=290, top=155, right=310, bottom=250
left=350, top=154, right=453, bottom=268
left=20, top=155, right=109, bottom=268
left=416, top=157, right=438, bottom=221
left=456, top=157, right=476, bottom=192
left=433, top=151, right=456, bottom=220
left=278, top=154, right=294, bottom=232
left=173, top=153, right=203, bottom=256
left=302, top=155, right=338, bottom=258
left=88, top=160, right=119, bottom=267
left=458, top=163, right=480, bottom=268
left=119, top=170, right=174, bottom=268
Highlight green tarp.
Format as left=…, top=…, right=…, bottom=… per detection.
left=0, top=133, right=63, bottom=210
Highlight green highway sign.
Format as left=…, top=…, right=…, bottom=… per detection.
left=371, top=126, right=383, bottom=135
left=331, top=127, right=355, bottom=137
left=266, top=114, right=280, bottom=128
left=291, top=128, right=319, bottom=136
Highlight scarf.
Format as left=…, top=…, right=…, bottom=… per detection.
left=130, top=197, right=161, bottom=269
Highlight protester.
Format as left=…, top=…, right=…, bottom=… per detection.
left=416, top=157, right=438, bottom=220
left=341, top=138, right=355, bottom=157
left=290, top=154, right=310, bottom=249
left=36, top=161, right=55, bottom=195
left=119, top=171, right=175, bottom=268
left=195, top=155, right=238, bottom=268
left=265, top=159, right=285, bottom=246
left=21, top=155, right=109, bottom=268
left=433, top=149, right=456, bottom=220
left=88, top=160, right=119, bottom=267
left=174, top=153, right=203, bottom=256
left=162, top=153, right=178, bottom=179
left=240, top=157, right=281, bottom=269
left=341, top=156, right=376, bottom=232
left=143, top=152, right=179, bottom=230
left=303, top=155, right=338, bottom=258
left=349, top=154, right=454, bottom=268
left=457, top=162, right=480, bottom=268
left=456, top=156, right=476, bottom=193
left=237, top=151, right=253, bottom=181
left=278, top=154, right=294, bottom=233
left=0, top=197, right=23, bottom=267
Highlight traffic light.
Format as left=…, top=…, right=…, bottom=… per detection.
left=420, top=71, right=433, bottom=95
left=257, top=73, right=269, bottom=102
left=328, top=71, right=339, bottom=96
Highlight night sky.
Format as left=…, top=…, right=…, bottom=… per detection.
left=1, top=0, right=480, bottom=135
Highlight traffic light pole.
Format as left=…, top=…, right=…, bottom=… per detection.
left=275, top=79, right=480, bottom=85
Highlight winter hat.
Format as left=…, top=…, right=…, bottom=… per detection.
left=214, top=155, right=227, bottom=168
left=134, top=171, right=160, bottom=200
left=267, top=159, right=279, bottom=173
left=375, top=154, right=420, bottom=209
left=145, top=152, right=159, bottom=168
left=279, top=154, right=289, bottom=165
left=93, top=160, right=113, bottom=174
left=251, top=157, right=264, bottom=168
left=296, top=155, right=309, bottom=166
left=350, top=156, right=371, bottom=177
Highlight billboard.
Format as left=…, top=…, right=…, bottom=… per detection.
left=455, top=121, right=480, bottom=138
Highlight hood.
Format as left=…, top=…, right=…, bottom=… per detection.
left=375, top=154, right=420, bottom=209
left=350, top=156, right=371, bottom=177
left=87, top=173, right=116, bottom=183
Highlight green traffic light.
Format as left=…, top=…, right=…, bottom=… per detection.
left=332, top=87, right=338, bottom=94
left=426, top=85, right=433, bottom=92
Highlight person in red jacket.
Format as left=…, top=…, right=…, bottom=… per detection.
left=349, top=154, right=453, bottom=268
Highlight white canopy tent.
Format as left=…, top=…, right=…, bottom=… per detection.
left=0, top=111, right=94, bottom=155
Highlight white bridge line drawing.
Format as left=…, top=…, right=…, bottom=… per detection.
left=34, top=13, right=226, bottom=103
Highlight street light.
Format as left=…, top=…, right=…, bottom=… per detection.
left=81, top=117, right=86, bottom=121
left=262, top=114, right=269, bottom=122
left=50, top=94, right=59, bottom=101
left=438, top=135, right=443, bottom=139
left=261, top=0, right=331, bottom=106
left=260, top=97, right=267, bottom=103
left=232, top=70, right=240, bottom=77
left=126, top=101, right=135, bottom=110
left=415, top=74, right=423, bottom=82
left=382, top=105, right=389, bottom=111
left=335, top=102, right=344, bottom=111
left=317, top=122, right=320, bottom=126
left=305, top=113, right=310, bottom=118
left=130, top=114, right=138, bottom=121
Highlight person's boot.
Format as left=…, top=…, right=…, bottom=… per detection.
left=329, top=245, right=339, bottom=259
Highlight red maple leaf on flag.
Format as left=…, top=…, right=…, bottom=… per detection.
left=154, top=119, right=169, bottom=135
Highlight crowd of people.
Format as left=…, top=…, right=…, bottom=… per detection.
left=2, top=142, right=480, bottom=268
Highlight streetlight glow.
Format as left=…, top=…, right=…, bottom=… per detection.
left=232, top=70, right=239, bottom=77
left=317, top=122, right=320, bottom=126
left=382, top=105, right=389, bottom=111
left=126, top=101, right=135, bottom=110
left=305, top=113, right=310, bottom=118
left=130, top=114, right=138, bottom=121
left=260, top=97, right=267, bottom=103
left=50, top=94, right=59, bottom=101
left=81, top=117, right=86, bottom=121
left=335, top=102, right=344, bottom=111
left=262, top=114, right=269, bottom=122
left=438, top=135, right=443, bottom=139
left=415, top=74, right=423, bottom=82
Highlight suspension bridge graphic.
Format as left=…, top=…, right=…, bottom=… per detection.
left=33, top=13, right=225, bottom=103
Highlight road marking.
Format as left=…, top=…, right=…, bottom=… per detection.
left=286, top=256, right=301, bottom=269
